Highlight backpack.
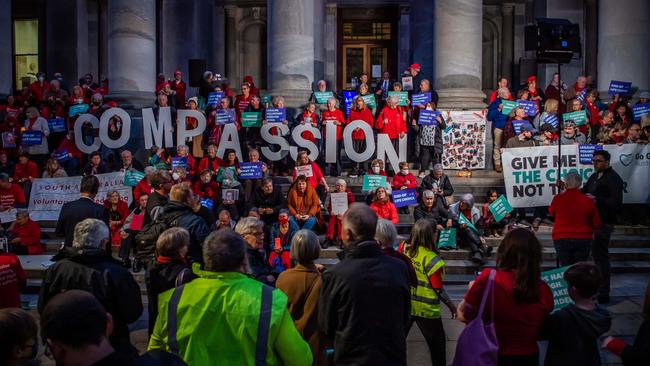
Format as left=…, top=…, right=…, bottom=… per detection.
left=135, top=211, right=184, bottom=262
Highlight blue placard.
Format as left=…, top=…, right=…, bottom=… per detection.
left=418, top=109, right=440, bottom=126
left=239, top=162, right=263, bottom=179
left=608, top=80, right=632, bottom=96
left=578, top=144, right=603, bottom=165
left=632, top=103, right=650, bottom=121
left=207, top=92, right=224, bottom=106
left=216, top=109, right=235, bottom=125
left=577, top=89, right=586, bottom=101
left=411, top=92, right=432, bottom=107
left=512, top=120, right=526, bottom=135
left=171, top=157, right=188, bottom=170
left=53, top=149, right=70, bottom=163
left=543, top=114, right=559, bottom=128
left=21, top=131, right=42, bottom=145
left=68, top=103, right=89, bottom=117
left=392, top=188, right=418, bottom=208
left=200, top=198, right=214, bottom=210
left=517, top=100, right=537, bottom=117
left=48, top=117, right=67, bottom=133
left=266, top=108, right=286, bottom=123
left=343, top=90, right=357, bottom=116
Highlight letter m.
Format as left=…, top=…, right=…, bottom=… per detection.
left=142, top=107, right=174, bottom=148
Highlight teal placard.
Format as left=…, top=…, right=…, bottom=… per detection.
left=124, top=170, right=145, bottom=187
left=488, top=195, right=513, bottom=222
left=241, top=112, right=262, bottom=127
left=562, top=110, right=588, bottom=126
left=362, top=174, right=387, bottom=191
left=388, top=91, right=409, bottom=106
left=262, top=95, right=271, bottom=104
left=314, top=91, right=334, bottom=104
left=360, top=94, right=376, bottom=108
left=501, top=100, right=518, bottom=115
left=458, top=212, right=478, bottom=233
left=541, top=266, right=573, bottom=311
left=437, top=228, right=457, bottom=249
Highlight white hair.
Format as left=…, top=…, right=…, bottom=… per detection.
left=176, top=144, right=189, bottom=152
left=336, top=179, right=347, bottom=187
left=564, top=171, right=582, bottom=189
left=73, top=219, right=109, bottom=250
left=375, top=219, right=398, bottom=249
left=422, top=190, right=435, bottom=198
left=234, top=217, right=264, bottom=237
left=327, top=97, right=338, bottom=106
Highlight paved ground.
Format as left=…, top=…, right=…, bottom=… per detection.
left=26, top=273, right=648, bottom=365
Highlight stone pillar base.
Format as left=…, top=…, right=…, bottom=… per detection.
left=108, top=91, right=156, bottom=110
left=269, top=89, right=313, bottom=112
left=437, top=88, right=487, bottom=110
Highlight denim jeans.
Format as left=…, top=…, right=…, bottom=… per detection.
left=553, top=238, right=592, bottom=267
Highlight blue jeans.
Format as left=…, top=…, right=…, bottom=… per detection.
left=293, top=216, right=317, bottom=230
left=553, top=238, right=592, bottom=267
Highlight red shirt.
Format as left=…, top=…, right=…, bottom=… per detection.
left=10, top=219, right=43, bottom=255
left=29, top=81, right=50, bottom=102
left=198, top=156, right=221, bottom=173
left=57, top=137, right=84, bottom=160
left=298, top=111, right=319, bottom=142
left=292, top=162, right=324, bottom=189
left=548, top=188, right=602, bottom=240
left=322, top=109, right=345, bottom=141
left=192, top=180, right=220, bottom=202
left=375, top=106, right=407, bottom=139
left=133, top=179, right=153, bottom=201
left=0, top=253, right=26, bottom=308
left=0, top=183, right=26, bottom=208
left=370, top=200, right=399, bottom=224
left=234, top=94, right=253, bottom=121
left=391, top=172, right=417, bottom=191
left=464, top=268, right=553, bottom=356
left=347, top=108, right=375, bottom=140
left=170, top=79, right=187, bottom=108
left=14, top=161, right=39, bottom=183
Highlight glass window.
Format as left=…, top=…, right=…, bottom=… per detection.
left=343, top=22, right=391, bottom=41
left=14, top=19, right=39, bottom=89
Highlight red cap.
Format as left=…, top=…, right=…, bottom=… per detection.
left=410, top=63, right=421, bottom=71
left=174, top=70, right=181, bottom=76
left=527, top=75, right=537, bottom=83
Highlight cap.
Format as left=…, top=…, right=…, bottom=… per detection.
left=527, top=75, right=537, bottom=83
left=0, top=173, right=10, bottom=182
left=410, top=63, right=421, bottom=71
left=187, top=96, right=199, bottom=106
left=564, top=120, right=577, bottom=127
left=174, top=70, right=181, bottom=76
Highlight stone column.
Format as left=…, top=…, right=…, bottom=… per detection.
left=598, top=0, right=650, bottom=98
left=500, top=3, right=515, bottom=82
left=107, top=0, right=156, bottom=108
left=213, top=5, right=226, bottom=74
left=324, top=4, right=337, bottom=87
left=0, top=0, right=12, bottom=96
left=584, top=0, right=598, bottom=82
left=435, top=0, right=486, bottom=109
left=313, top=0, right=325, bottom=84
left=397, top=5, right=411, bottom=78
left=267, top=0, right=315, bottom=107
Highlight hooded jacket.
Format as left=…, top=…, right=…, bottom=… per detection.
left=160, top=201, right=211, bottom=263
left=541, top=304, right=611, bottom=366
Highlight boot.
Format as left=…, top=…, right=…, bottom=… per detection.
left=471, top=252, right=486, bottom=265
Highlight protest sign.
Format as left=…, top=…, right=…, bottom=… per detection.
left=222, top=189, right=239, bottom=201
left=0, top=208, right=17, bottom=224
left=501, top=144, right=650, bottom=208
left=512, top=120, right=527, bottom=135
left=541, top=266, right=572, bottom=311
left=441, top=110, right=486, bottom=170
left=577, top=89, right=586, bottom=101
left=578, top=144, right=603, bottom=164
left=48, top=118, right=67, bottom=133
left=207, top=92, right=224, bottom=106
left=21, top=131, right=42, bottom=145
left=124, top=170, right=145, bottom=187
left=562, top=110, right=587, bottom=126
left=295, top=164, right=314, bottom=178
left=543, top=114, right=559, bottom=128
left=517, top=100, right=537, bottom=117
left=171, top=157, right=188, bottom=170
left=53, top=149, right=70, bottom=163
left=261, top=95, right=271, bottom=104
left=200, top=198, right=214, bottom=210
left=412, top=92, right=431, bottom=107
left=362, top=175, right=387, bottom=191
left=393, top=188, right=417, bottom=208
left=437, top=228, right=457, bottom=249
left=216, top=109, right=235, bottom=125
left=388, top=91, right=409, bottom=106
left=239, top=162, right=263, bottom=179
left=501, top=100, right=518, bottom=115
left=632, top=103, right=650, bottom=120
left=418, top=110, right=439, bottom=125
left=360, top=94, right=376, bottom=108
left=343, top=90, right=357, bottom=116
left=241, top=112, right=262, bottom=127
left=330, top=192, right=349, bottom=215
left=608, top=80, right=632, bottom=96
left=458, top=212, right=478, bottom=232
left=488, top=195, right=513, bottom=223
left=314, top=91, right=334, bottom=104
left=68, top=104, right=89, bottom=117
left=266, top=108, right=286, bottom=123
left=401, top=76, right=413, bottom=91
left=28, top=172, right=132, bottom=221
left=2, top=132, right=16, bottom=148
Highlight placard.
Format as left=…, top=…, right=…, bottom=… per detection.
left=488, top=195, right=513, bottom=223
left=578, top=144, right=603, bottom=164
left=266, top=108, right=286, bottom=123
left=411, top=92, right=431, bottom=107
left=200, top=198, right=214, bottom=210
left=562, top=110, right=587, bottom=126
left=171, top=157, right=188, bottom=170
left=21, top=131, right=42, bottom=146
left=261, top=95, right=271, bottom=104
left=517, top=100, right=538, bottom=117
left=401, top=76, right=414, bottom=91
left=360, top=94, right=376, bottom=108
left=343, top=90, right=357, bottom=116
left=68, top=103, right=89, bottom=117
left=541, top=266, right=572, bottom=311
left=295, top=164, right=314, bottom=178
left=632, top=103, right=650, bottom=121
left=53, top=149, right=70, bottom=163
left=392, top=188, right=417, bottom=208
left=216, top=109, right=235, bottom=125
left=222, top=189, right=239, bottom=201
left=371, top=64, right=382, bottom=78
left=239, top=162, right=263, bottom=179
left=124, top=170, right=145, bottom=187
left=314, top=91, right=334, bottom=104
left=207, top=92, right=224, bottom=106
left=512, top=120, right=527, bottom=135
left=241, top=112, right=262, bottom=128
left=330, top=192, right=349, bottom=215
left=48, top=117, right=67, bottom=133
left=2, top=132, right=16, bottom=148
left=608, top=80, right=632, bottom=96
left=543, top=114, right=559, bottom=128
left=437, top=228, right=457, bottom=249
left=418, top=109, right=440, bottom=126
left=458, top=212, right=477, bottom=232
left=362, top=174, right=387, bottom=191
left=501, top=100, right=518, bottom=115
left=576, top=89, right=587, bottom=101
left=388, top=91, right=409, bottom=106
left=0, top=208, right=17, bottom=224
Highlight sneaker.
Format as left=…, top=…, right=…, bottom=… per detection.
left=418, top=171, right=427, bottom=178
left=495, top=165, right=503, bottom=173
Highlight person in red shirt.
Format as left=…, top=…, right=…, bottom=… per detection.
left=243, top=75, right=260, bottom=96
left=56, top=131, right=83, bottom=175
left=458, top=228, right=554, bottom=366
left=321, top=98, right=345, bottom=176
left=292, top=151, right=329, bottom=202
left=347, top=96, right=375, bottom=177
left=28, top=72, right=50, bottom=103
left=325, top=179, right=355, bottom=247
left=133, top=166, right=156, bottom=202
left=489, top=77, right=510, bottom=103
left=376, top=95, right=407, bottom=155
left=13, top=153, right=39, bottom=188
left=0, top=251, right=26, bottom=308
left=296, top=102, right=320, bottom=144
left=0, top=173, right=26, bottom=210
left=524, top=75, right=546, bottom=111
left=392, top=162, right=417, bottom=214
left=193, top=169, right=219, bottom=204
left=198, top=144, right=220, bottom=173
left=8, top=209, right=43, bottom=255
left=104, top=190, right=129, bottom=247
left=234, top=83, right=254, bottom=122
left=170, top=70, right=187, bottom=109
left=370, top=187, right=398, bottom=224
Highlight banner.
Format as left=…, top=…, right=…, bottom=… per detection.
left=330, top=192, right=349, bottom=215
left=362, top=175, right=387, bottom=191
left=314, top=91, right=334, bottom=104
left=0, top=208, right=17, bottom=224
left=401, top=76, right=413, bottom=91
left=241, top=112, right=262, bottom=128
left=343, top=90, right=357, bottom=116
left=200, top=198, right=214, bottom=210
left=48, top=118, right=67, bottom=133
left=411, top=92, right=431, bottom=107
left=501, top=144, right=650, bottom=208
left=488, top=195, right=513, bottom=223
left=563, top=110, right=587, bottom=126
left=53, top=149, right=71, bottom=163
left=418, top=110, right=440, bottom=125
left=171, top=157, right=188, bottom=170
left=222, top=189, right=239, bottom=201
left=28, top=172, right=132, bottom=221
left=608, top=80, right=632, bottom=96
left=437, top=228, right=457, bottom=249
left=266, top=108, right=286, bottom=123
left=388, top=91, right=408, bottom=106
left=541, top=266, right=572, bottom=311
left=543, top=114, right=559, bottom=128
left=124, top=170, right=145, bottom=187
left=442, top=110, right=486, bottom=170
left=239, top=162, right=263, bottom=179
left=458, top=212, right=477, bottom=232
left=2, top=132, right=16, bottom=148
left=393, top=188, right=417, bottom=208
left=295, top=164, right=314, bottom=178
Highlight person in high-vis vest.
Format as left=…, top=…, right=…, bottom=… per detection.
left=399, top=219, right=457, bottom=366
left=148, top=229, right=313, bottom=366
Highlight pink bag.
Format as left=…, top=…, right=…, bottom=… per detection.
left=452, top=269, right=499, bottom=366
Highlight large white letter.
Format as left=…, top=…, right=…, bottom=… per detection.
left=290, top=124, right=321, bottom=161
left=376, top=134, right=407, bottom=171
left=142, top=107, right=174, bottom=148
left=99, top=108, right=131, bottom=149
left=343, top=120, right=375, bottom=162
left=325, top=121, right=338, bottom=163
left=74, top=113, right=101, bottom=154
left=216, top=124, right=243, bottom=161
left=260, top=124, right=290, bottom=161
left=176, top=109, right=206, bottom=146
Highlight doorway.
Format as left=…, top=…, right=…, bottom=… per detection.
left=342, top=44, right=388, bottom=88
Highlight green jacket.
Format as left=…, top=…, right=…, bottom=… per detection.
left=148, top=266, right=312, bottom=366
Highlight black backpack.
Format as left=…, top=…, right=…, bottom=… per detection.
left=135, top=211, right=184, bottom=262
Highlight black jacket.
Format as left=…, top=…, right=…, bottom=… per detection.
left=38, top=250, right=143, bottom=356
left=82, top=163, right=110, bottom=176
left=145, top=260, right=196, bottom=334
left=541, top=304, right=611, bottom=366
left=160, top=201, right=211, bottom=263
left=619, top=319, right=650, bottom=366
left=581, top=166, right=624, bottom=225
left=56, top=197, right=109, bottom=247
left=247, top=247, right=275, bottom=286
left=413, top=201, right=448, bottom=225
left=318, top=240, right=411, bottom=366
left=419, top=173, right=454, bottom=207
left=252, top=186, right=284, bottom=225
left=144, top=191, right=168, bottom=226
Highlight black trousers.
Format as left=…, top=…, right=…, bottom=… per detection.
left=420, top=145, right=440, bottom=172
left=497, top=353, right=539, bottom=366
left=409, top=316, right=446, bottom=366
left=593, top=224, right=613, bottom=296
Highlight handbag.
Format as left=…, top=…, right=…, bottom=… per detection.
left=452, top=269, right=499, bottom=366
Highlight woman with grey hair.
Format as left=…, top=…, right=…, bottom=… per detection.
left=376, top=219, right=418, bottom=287
left=235, top=217, right=276, bottom=286
left=276, top=229, right=326, bottom=365
left=376, top=94, right=407, bottom=155
left=321, top=97, right=345, bottom=176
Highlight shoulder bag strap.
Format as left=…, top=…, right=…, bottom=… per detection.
left=255, top=285, right=274, bottom=366
left=167, top=284, right=185, bottom=355
left=476, top=269, right=497, bottom=321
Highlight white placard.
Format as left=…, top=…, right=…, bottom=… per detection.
left=330, top=192, right=349, bottom=215
left=295, top=165, right=314, bottom=178
left=372, top=64, right=382, bottom=78
left=0, top=208, right=17, bottom=223
left=222, top=189, right=240, bottom=201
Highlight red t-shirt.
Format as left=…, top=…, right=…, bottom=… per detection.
left=0, top=253, right=26, bottom=308
left=292, top=162, right=324, bottom=189
left=464, top=268, right=553, bottom=356
left=0, top=183, right=26, bottom=208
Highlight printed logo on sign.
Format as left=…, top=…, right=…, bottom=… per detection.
left=619, top=153, right=634, bottom=167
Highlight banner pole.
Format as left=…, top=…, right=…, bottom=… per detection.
left=556, top=61, right=563, bottom=191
